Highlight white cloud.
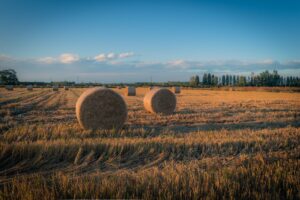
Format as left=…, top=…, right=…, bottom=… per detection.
left=38, top=57, right=57, bottom=64
left=0, top=54, right=12, bottom=61
left=94, top=54, right=107, bottom=62
left=257, top=59, right=275, bottom=65
left=164, top=59, right=285, bottom=70
left=168, top=59, right=185, bottom=66
left=35, top=52, right=135, bottom=64
left=59, top=53, right=79, bottom=64
left=38, top=53, right=80, bottom=64
left=119, top=52, right=134, bottom=58
left=165, top=59, right=190, bottom=69
left=94, top=52, right=135, bottom=62
left=107, top=52, right=116, bottom=59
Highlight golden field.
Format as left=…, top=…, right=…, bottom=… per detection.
left=0, top=87, right=299, bottom=199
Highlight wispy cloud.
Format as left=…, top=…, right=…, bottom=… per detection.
left=59, top=53, right=79, bottom=64
left=94, top=52, right=135, bottom=62
left=37, top=57, right=57, bottom=64
left=119, top=52, right=134, bottom=58
left=0, top=54, right=14, bottom=62
left=94, top=54, right=106, bottom=62
left=38, top=53, right=79, bottom=64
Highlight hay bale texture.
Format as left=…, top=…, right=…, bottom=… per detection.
left=5, top=85, right=13, bottom=91
left=143, top=88, right=176, bottom=115
left=64, top=86, right=69, bottom=90
left=27, top=85, right=33, bottom=91
left=172, top=86, right=181, bottom=94
left=52, top=85, right=59, bottom=91
left=76, top=87, right=127, bottom=130
left=126, top=86, right=136, bottom=96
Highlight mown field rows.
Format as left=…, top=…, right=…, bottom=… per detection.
left=0, top=87, right=299, bottom=199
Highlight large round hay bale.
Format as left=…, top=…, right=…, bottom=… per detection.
left=52, top=85, right=58, bottom=91
left=76, top=87, right=127, bottom=130
left=172, top=86, right=181, bottom=94
left=126, top=86, right=136, bottom=96
left=5, top=85, right=13, bottom=91
left=27, top=85, right=33, bottom=91
left=64, top=86, right=69, bottom=90
left=143, top=88, right=176, bottom=115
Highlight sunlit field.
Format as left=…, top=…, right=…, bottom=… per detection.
left=0, top=87, right=299, bottom=199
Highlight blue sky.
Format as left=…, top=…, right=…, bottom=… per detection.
left=0, top=0, right=299, bottom=82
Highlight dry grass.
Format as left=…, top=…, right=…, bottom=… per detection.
left=0, top=87, right=299, bottom=199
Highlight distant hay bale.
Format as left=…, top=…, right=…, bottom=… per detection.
left=64, top=86, right=69, bottom=90
left=143, top=88, right=176, bottom=115
left=5, top=85, right=13, bottom=91
left=76, top=87, right=127, bottom=130
left=52, top=85, right=59, bottom=91
left=126, top=86, right=136, bottom=96
left=27, top=85, right=33, bottom=91
left=172, top=86, right=181, bottom=94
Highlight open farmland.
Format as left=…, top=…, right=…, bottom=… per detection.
left=0, top=87, right=299, bottom=199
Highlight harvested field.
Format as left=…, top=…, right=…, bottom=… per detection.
left=0, top=87, right=299, bottom=199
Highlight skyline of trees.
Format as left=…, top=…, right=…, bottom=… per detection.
left=190, top=70, right=300, bottom=87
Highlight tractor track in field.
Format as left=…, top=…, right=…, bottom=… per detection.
left=0, top=90, right=46, bottom=107
left=0, top=90, right=28, bottom=99
left=42, top=91, right=67, bottom=111
left=61, top=90, right=79, bottom=110
left=3, top=91, right=58, bottom=117
left=22, top=91, right=77, bottom=124
left=69, top=88, right=81, bottom=98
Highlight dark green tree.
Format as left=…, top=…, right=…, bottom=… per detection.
left=195, top=75, right=200, bottom=86
left=207, top=73, right=212, bottom=86
left=213, top=76, right=218, bottom=86
left=272, top=70, right=280, bottom=86
left=225, top=75, right=229, bottom=86
left=233, top=75, right=236, bottom=86
left=238, top=76, right=246, bottom=86
left=0, top=69, right=19, bottom=85
left=203, top=74, right=208, bottom=85
left=189, top=75, right=199, bottom=86
left=222, top=75, right=226, bottom=86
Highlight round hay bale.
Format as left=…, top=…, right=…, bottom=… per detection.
left=64, top=86, right=69, bottom=90
left=172, top=86, right=181, bottom=94
left=27, top=85, right=33, bottom=91
left=52, top=85, right=58, bottom=91
left=76, top=87, right=127, bottom=130
left=5, top=85, right=13, bottom=91
left=143, top=88, right=176, bottom=115
left=126, top=86, right=136, bottom=96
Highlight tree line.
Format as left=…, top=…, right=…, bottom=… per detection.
left=190, top=70, right=300, bottom=87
